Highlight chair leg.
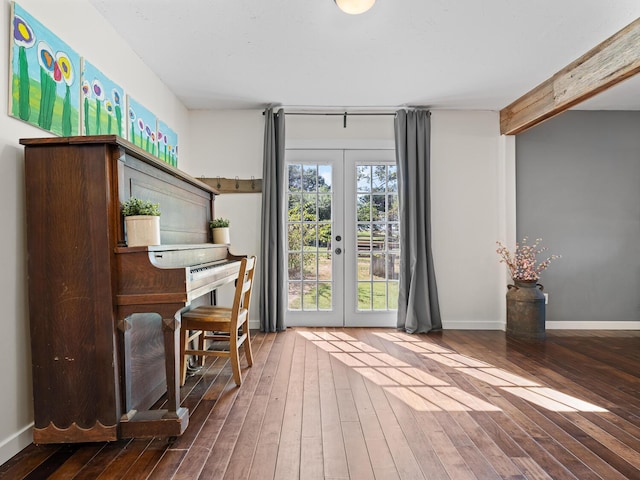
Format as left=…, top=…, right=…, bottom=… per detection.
left=229, top=330, right=242, bottom=386
left=197, top=330, right=206, bottom=366
left=243, top=325, right=253, bottom=367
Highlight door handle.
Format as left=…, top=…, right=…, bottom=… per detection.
left=335, top=248, right=342, bottom=255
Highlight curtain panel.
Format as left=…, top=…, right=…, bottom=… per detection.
left=394, top=109, right=442, bottom=333
left=259, top=108, right=286, bottom=332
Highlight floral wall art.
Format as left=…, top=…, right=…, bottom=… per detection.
left=81, top=61, right=125, bottom=137
left=127, top=96, right=157, bottom=155
left=157, top=120, right=178, bottom=167
left=10, top=2, right=80, bottom=136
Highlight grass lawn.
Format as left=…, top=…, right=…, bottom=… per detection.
left=289, top=254, right=398, bottom=311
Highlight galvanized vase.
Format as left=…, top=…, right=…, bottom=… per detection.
left=506, top=280, right=546, bottom=339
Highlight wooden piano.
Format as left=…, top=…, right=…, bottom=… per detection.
left=22, top=135, right=243, bottom=443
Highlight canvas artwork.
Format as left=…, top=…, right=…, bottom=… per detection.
left=157, top=120, right=178, bottom=167
left=81, top=61, right=125, bottom=137
left=10, top=2, right=80, bottom=136
left=127, top=96, right=157, bottom=155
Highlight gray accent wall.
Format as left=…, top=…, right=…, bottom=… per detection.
left=516, top=111, right=640, bottom=323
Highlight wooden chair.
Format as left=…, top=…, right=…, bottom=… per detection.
left=180, top=256, right=256, bottom=386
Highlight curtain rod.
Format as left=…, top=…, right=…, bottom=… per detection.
left=282, top=112, right=396, bottom=115
left=261, top=111, right=396, bottom=116
left=262, top=110, right=397, bottom=128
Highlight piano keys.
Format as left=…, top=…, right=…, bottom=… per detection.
left=22, top=135, right=238, bottom=443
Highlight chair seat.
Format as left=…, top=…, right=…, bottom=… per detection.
left=182, top=307, right=248, bottom=333
left=190, top=305, right=232, bottom=313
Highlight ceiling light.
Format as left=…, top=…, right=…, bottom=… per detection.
left=334, top=0, right=375, bottom=15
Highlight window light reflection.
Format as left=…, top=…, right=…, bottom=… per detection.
left=372, top=331, right=608, bottom=413
left=297, top=330, right=608, bottom=413
left=297, top=330, right=501, bottom=412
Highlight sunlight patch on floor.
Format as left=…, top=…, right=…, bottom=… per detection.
left=297, top=330, right=502, bottom=412
left=373, top=331, right=608, bottom=413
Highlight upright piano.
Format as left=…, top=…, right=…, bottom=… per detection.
left=22, top=135, right=242, bottom=443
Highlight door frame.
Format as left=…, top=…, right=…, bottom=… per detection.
left=284, top=140, right=396, bottom=327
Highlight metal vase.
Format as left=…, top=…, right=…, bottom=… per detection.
left=506, top=280, right=546, bottom=339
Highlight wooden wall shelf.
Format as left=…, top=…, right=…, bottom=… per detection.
left=200, top=177, right=262, bottom=194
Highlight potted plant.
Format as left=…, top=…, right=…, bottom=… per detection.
left=121, top=197, right=161, bottom=247
left=496, top=237, right=560, bottom=339
left=210, top=217, right=230, bottom=244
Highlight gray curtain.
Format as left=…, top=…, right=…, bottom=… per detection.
left=394, top=109, right=442, bottom=333
left=259, top=108, right=286, bottom=332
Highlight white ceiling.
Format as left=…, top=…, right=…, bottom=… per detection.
left=87, top=0, right=640, bottom=112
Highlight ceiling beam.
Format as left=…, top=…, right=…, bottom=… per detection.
left=500, top=17, right=640, bottom=135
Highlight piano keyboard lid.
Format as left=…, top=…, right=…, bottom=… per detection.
left=147, top=244, right=230, bottom=269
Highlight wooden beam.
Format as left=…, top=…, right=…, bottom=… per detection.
left=500, top=17, right=640, bottom=135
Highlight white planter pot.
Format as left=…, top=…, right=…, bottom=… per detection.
left=125, top=215, right=161, bottom=247
left=212, top=227, right=230, bottom=244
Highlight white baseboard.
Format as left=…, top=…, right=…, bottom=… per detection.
left=442, top=320, right=506, bottom=330
left=252, top=319, right=640, bottom=331
left=546, top=321, right=640, bottom=330
left=440, top=320, right=640, bottom=330
left=253, top=320, right=506, bottom=330
left=0, top=423, right=33, bottom=466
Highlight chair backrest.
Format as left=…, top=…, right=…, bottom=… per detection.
left=231, top=256, right=256, bottom=320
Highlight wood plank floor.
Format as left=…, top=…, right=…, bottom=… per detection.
left=2, top=328, right=640, bottom=479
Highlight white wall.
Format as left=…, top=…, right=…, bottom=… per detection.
left=0, top=0, right=190, bottom=464
left=186, top=110, right=264, bottom=320
left=287, top=113, right=396, bottom=143
left=431, top=111, right=513, bottom=329
left=187, top=110, right=514, bottom=331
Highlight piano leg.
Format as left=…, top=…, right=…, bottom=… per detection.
left=162, top=314, right=187, bottom=420
left=119, top=307, right=189, bottom=439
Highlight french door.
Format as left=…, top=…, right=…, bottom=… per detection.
left=285, top=149, right=399, bottom=327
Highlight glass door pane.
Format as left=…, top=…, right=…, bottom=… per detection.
left=345, top=150, right=398, bottom=326
left=285, top=150, right=343, bottom=327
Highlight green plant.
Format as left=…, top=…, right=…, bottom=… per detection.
left=121, top=197, right=161, bottom=216
left=210, top=217, right=230, bottom=228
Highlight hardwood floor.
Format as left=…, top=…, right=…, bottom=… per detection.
left=2, top=328, right=640, bottom=479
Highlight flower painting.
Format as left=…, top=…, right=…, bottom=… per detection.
left=157, top=120, right=178, bottom=167
left=127, top=96, right=157, bottom=155
left=81, top=61, right=125, bottom=137
left=10, top=2, right=80, bottom=136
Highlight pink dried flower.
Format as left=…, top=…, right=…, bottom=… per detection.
left=496, top=237, right=560, bottom=281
